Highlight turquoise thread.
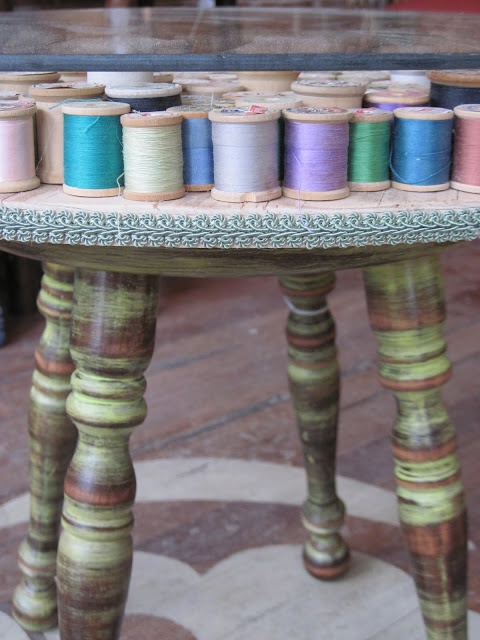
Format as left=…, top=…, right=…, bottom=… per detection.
left=63, top=113, right=124, bottom=190
left=391, top=117, right=453, bottom=186
left=181, top=117, right=214, bottom=186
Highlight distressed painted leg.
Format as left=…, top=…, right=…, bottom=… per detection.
left=13, top=263, right=76, bottom=631
left=363, top=256, right=468, bottom=640
left=56, top=269, right=159, bottom=640
left=279, top=273, right=349, bottom=580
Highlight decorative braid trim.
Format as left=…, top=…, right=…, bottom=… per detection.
left=1, top=206, right=480, bottom=249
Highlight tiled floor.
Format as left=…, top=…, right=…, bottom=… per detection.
left=1, top=241, right=479, bottom=638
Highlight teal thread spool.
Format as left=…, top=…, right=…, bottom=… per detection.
left=62, top=100, right=130, bottom=197
left=391, top=106, right=454, bottom=192
left=348, top=107, right=392, bottom=192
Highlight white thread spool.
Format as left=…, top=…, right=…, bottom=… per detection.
left=0, top=72, right=60, bottom=97
left=209, top=107, right=282, bottom=203
left=121, top=111, right=185, bottom=202
left=29, top=82, right=105, bottom=184
left=0, top=100, right=40, bottom=193
left=87, top=71, right=154, bottom=88
left=389, top=70, right=430, bottom=89
left=291, top=80, right=367, bottom=109
left=235, top=71, right=299, bottom=93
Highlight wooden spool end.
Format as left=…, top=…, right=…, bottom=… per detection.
left=391, top=181, right=450, bottom=193
left=364, top=87, right=429, bottom=107
left=0, top=176, right=40, bottom=194
left=62, top=100, right=130, bottom=117
left=427, top=70, right=480, bottom=88
left=106, top=82, right=182, bottom=101
left=211, top=185, right=282, bottom=203
left=123, top=186, right=186, bottom=202
left=120, top=111, right=183, bottom=128
left=30, top=82, right=105, bottom=101
left=291, top=80, right=367, bottom=109
left=349, top=180, right=391, bottom=192
left=393, top=106, right=454, bottom=122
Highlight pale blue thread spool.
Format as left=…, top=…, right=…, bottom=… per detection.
left=62, top=100, right=130, bottom=197
left=391, top=106, right=454, bottom=192
left=167, top=105, right=214, bottom=191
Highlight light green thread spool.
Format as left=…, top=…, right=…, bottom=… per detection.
left=348, top=107, right=392, bottom=192
left=121, top=111, right=185, bottom=202
left=62, top=100, right=130, bottom=198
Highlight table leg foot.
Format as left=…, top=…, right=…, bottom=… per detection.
left=56, top=269, right=159, bottom=640
left=364, top=256, right=468, bottom=640
left=12, top=263, right=76, bottom=632
left=279, top=273, right=349, bottom=580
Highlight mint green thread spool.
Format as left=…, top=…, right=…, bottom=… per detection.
left=62, top=100, right=130, bottom=197
left=348, top=107, right=392, bottom=192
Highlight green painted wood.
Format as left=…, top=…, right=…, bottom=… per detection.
left=363, top=256, right=468, bottom=640
left=279, top=273, right=349, bottom=579
left=56, top=269, right=160, bottom=640
left=12, top=263, right=76, bottom=632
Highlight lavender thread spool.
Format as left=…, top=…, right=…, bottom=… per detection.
left=282, top=106, right=352, bottom=201
left=208, top=106, right=282, bottom=203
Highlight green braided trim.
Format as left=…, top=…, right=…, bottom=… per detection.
left=1, top=206, right=480, bottom=249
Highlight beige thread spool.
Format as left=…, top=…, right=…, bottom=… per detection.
left=363, top=87, right=429, bottom=111
left=154, top=72, right=174, bottom=83
left=0, top=100, right=40, bottom=193
left=291, top=80, right=367, bottom=109
left=121, top=111, right=185, bottom=202
left=235, top=71, right=300, bottom=93
left=234, top=93, right=303, bottom=110
left=209, top=107, right=282, bottom=203
left=0, top=72, right=60, bottom=97
left=181, top=79, right=245, bottom=98
left=29, top=82, right=105, bottom=185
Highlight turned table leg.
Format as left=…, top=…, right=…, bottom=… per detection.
left=279, top=273, right=349, bottom=579
left=56, top=269, right=159, bottom=640
left=363, top=256, right=468, bottom=640
left=13, top=263, right=76, bottom=631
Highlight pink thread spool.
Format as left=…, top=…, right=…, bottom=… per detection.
left=451, top=104, right=480, bottom=193
left=0, top=100, right=40, bottom=193
left=282, top=106, right=352, bottom=201
left=290, top=80, right=367, bottom=109
left=29, top=82, right=105, bottom=185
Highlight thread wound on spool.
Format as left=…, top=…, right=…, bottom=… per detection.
left=451, top=104, right=480, bottom=193
left=363, top=88, right=429, bottom=112
left=282, top=106, right=352, bottom=201
left=106, top=82, right=182, bottom=112
left=427, top=70, right=480, bottom=110
left=0, top=99, right=40, bottom=193
left=121, top=111, right=185, bottom=202
left=167, top=105, right=214, bottom=191
left=391, top=106, right=454, bottom=192
left=62, top=100, right=130, bottom=197
left=290, top=80, right=367, bottom=109
left=209, top=107, right=282, bottom=203
left=348, top=107, right=392, bottom=192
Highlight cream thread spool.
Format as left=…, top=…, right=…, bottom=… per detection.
left=0, top=72, right=61, bottom=97
left=29, top=82, right=105, bottom=185
left=121, top=111, right=185, bottom=202
left=282, top=106, right=352, bottom=201
left=0, top=100, right=40, bottom=193
left=209, top=107, right=282, bottom=203
left=235, top=71, right=300, bottom=93
left=291, top=80, right=367, bottom=109
left=167, top=105, right=214, bottom=192
left=62, top=100, right=130, bottom=198
left=106, top=82, right=182, bottom=112
left=450, top=104, right=480, bottom=194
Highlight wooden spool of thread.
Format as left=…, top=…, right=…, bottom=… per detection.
left=0, top=71, right=60, bottom=97
left=167, top=105, right=214, bottom=192
left=59, top=71, right=88, bottom=84
left=87, top=71, right=154, bottom=88
left=363, top=87, right=429, bottom=112
left=450, top=104, right=480, bottom=193
left=389, top=70, right=430, bottom=89
left=29, top=82, right=105, bottom=185
left=105, top=82, right=182, bottom=112
left=291, top=80, right=367, bottom=109
left=181, top=94, right=235, bottom=109
left=154, top=72, right=174, bottom=83
left=282, top=106, right=352, bottom=201
left=0, top=100, right=40, bottom=193
left=62, top=100, right=130, bottom=197
left=181, top=79, right=245, bottom=99
left=427, top=70, right=480, bottom=110
left=348, top=107, right=392, bottom=192
left=208, top=106, right=282, bottom=203
left=0, top=90, right=19, bottom=101
left=338, top=70, right=391, bottom=84
left=235, top=71, right=299, bottom=93
left=391, top=106, right=454, bottom=192
left=121, top=111, right=185, bottom=202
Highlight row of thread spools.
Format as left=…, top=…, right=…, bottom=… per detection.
left=1, top=68, right=480, bottom=201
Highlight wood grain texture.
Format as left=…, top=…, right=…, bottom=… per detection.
left=56, top=269, right=160, bottom=640
left=12, top=263, right=76, bottom=632
left=363, top=255, right=468, bottom=640
left=279, top=273, right=349, bottom=579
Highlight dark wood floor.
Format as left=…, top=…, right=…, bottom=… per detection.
left=0, top=241, right=479, bottom=638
